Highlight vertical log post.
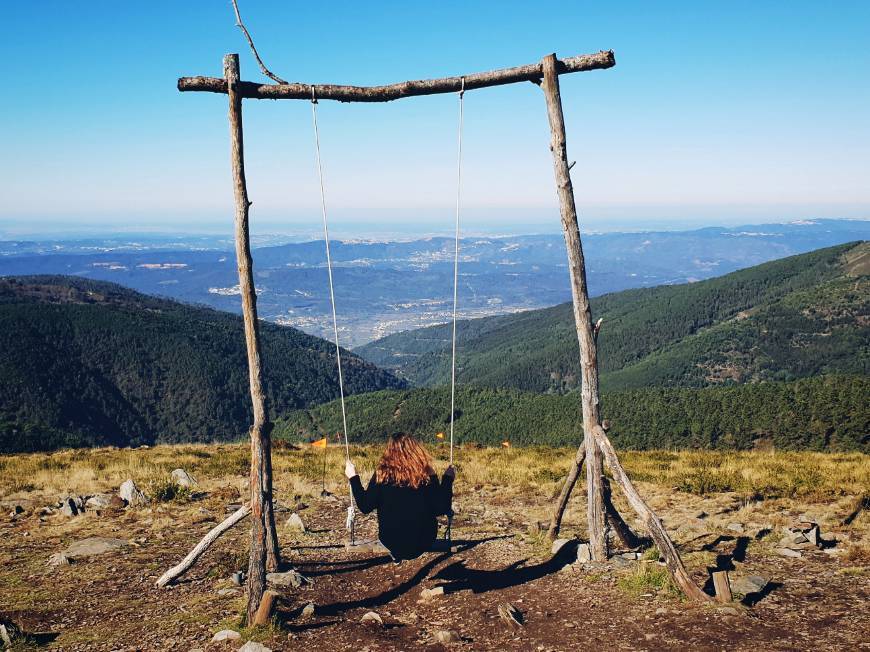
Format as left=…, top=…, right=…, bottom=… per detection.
left=540, top=53, right=606, bottom=560
left=224, top=53, right=281, bottom=623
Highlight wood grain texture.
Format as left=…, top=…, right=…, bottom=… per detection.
left=541, top=53, right=606, bottom=560
left=179, top=51, right=615, bottom=102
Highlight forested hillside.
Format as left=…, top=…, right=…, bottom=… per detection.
left=275, top=375, right=869, bottom=452
left=357, top=242, right=869, bottom=392
left=0, top=277, right=404, bottom=452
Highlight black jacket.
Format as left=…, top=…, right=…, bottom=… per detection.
left=349, top=472, right=453, bottom=560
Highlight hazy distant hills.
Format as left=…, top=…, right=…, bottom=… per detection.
left=2, top=219, right=867, bottom=346
left=0, top=277, right=403, bottom=453
left=357, top=242, right=870, bottom=392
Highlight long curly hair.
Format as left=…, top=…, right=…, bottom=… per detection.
left=375, top=432, right=434, bottom=489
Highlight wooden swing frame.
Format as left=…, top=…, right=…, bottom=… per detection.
left=165, top=47, right=713, bottom=622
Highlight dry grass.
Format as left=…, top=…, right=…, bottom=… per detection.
left=1, top=444, right=867, bottom=504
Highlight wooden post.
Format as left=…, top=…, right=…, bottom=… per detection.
left=540, top=53, right=606, bottom=561
left=712, top=571, right=732, bottom=603
left=547, top=440, right=585, bottom=539
left=224, top=53, right=281, bottom=623
left=252, top=589, right=280, bottom=626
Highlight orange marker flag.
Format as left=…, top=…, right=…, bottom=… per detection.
left=311, top=437, right=328, bottom=448
left=436, top=432, right=445, bottom=440
left=501, top=440, right=511, bottom=448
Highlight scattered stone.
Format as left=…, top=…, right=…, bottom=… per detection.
left=776, top=548, right=802, bottom=558
left=805, top=524, right=820, bottom=546
left=61, top=536, right=128, bottom=559
left=39, top=507, right=55, bottom=516
left=211, top=629, right=241, bottom=642
left=85, top=494, right=112, bottom=510
left=217, top=588, right=239, bottom=596
left=119, top=479, right=147, bottom=507
left=693, top=511, right=708, bottom=519
left=497, top=602, right=524, bottom=627
left=731, top=575, right=769, bottom=595
left=47, top=553, right=71, bottom=567
left=360, top=611, right=383, bottom=626
left=434, top=629, right=462, bottom=644
left=286, top=513, right=306, bottom=533
left=717, top=606, right=741, bottom=616
left=727, top=523, right=745, bottom=533
left=1, top=620, right=22, bottom=647
left=266, top=570, right=310, bottom=589
left=655, top=607, right=668, bottom=615
left=301, top=602, right=315, bottom=618
left=551, top=538, right=573, bottom=555
left=231, top=571, right=244, bottom=586
left=576, top=543, right=592, bottom=563
left=621, top=551, right=641, bottom=561
left=239, top=642, right=272, bottom=652
left=170, top=469, right=196, bottom=487
left=419, top=586, right=445, bottom=600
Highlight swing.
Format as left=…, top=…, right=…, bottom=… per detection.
left=310, top=82, right=466, bottom=554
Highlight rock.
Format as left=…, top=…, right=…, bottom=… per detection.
left=239, top=642, right=272, bottom=652
left=170, top=469, right=196, bottom=487
left=360, top=611, right=383, bottom=626
left=85, top=494, right=112, bottom=510
left=551, top=538, right=573, bottom=555
left=731, top=575, right=769, bottom=595
left=621, top=552, right=641, bottom=561
left=0, top=620, right=22, bottom=647
left=47, top=553, right=71, bottom=567
left=211, top=629, right=241, bottom=642
left=217, top=588, right=239, bottom=596
left=717, top=606, right=741, bottom=616
left=286, top=513, right=306, bottom=533
left=39, top=506, right=55, bottom=516
left=231, top=571, right=244, bottom=586
left=301, top=602, right=315, bottom=618
left=109, top=496, right=128, bottom=509
left=61, top=536, right=128, bottom=559
left=419, top=586, right=445, bottom=600
left=805, top=525, right=820, bottom=546
left=727, top=523, right=745, bottom=533
left=12, top=505, right=25, bottom=515
left=59, top=497, right=80, bottom=517
left=497, top=602, right=523, bottom=627
left=576, top=543, right=592, bottom=563
left=434, top=629, right=462, bottom=644
left=776, top=548, right=802, bottom=558
left=119, top=479, right=146, bottom=507
left=693, top=511, right=708, bottom=519
left=266, top=570, right=310, bottom=589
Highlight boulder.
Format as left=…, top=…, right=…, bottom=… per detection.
left=731, top=575, right=768, bottom=595
left=576, top=543, right=592, bottom=563
left=286, top=513, right=306, bottom=533
left=266, top=570, right=310, bottom=589
left=59, top=497, right=79, bottom=517
left=85, top=494, right=112, bottom=510
left=361, top=611, right=383, bottom=626
left=211, top=630, right=241, bottom=642
left=119, top=479, right=147, bottom=507
left=61, top=536, right=128, bottom=559
left=419, top=586, right=445, bottom=600
left=551, top=538, right=573, bottom=555
left=301, top=602, right=315, bottom=618
left=239, top=643, right=272, bottom=652
left=170, top=469, right=196, bottom=487
left=434, top=630, right=462, bottom=644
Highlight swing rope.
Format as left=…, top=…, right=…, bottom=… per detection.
left=448, top=78, right=465, bottom=467
left=311, top=87, right=357, bottom=541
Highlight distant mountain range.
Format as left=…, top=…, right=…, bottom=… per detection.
left=0, top=277, right=403, bottom=453
left=2, top=219, right=867, bottom=346
left=357, top=242, right=870, bottom=392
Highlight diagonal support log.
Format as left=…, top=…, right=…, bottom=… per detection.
left=592, top=425, right=712, bottom=602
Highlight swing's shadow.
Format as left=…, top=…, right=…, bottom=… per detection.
left=284, top=535, right=508, bottom=619
left=432, top=539, right=580, bottom=595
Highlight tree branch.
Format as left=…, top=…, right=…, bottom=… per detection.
left=229, top=0, right=287, bottom=84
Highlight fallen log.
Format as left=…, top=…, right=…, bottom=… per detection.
left=156, top=503, right=251, bottom=588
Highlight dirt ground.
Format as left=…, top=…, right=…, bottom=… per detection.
left=1, top=447, right=868, bottom=651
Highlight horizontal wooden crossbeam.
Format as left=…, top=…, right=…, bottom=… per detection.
left=177, top=50, right=615, bottom=102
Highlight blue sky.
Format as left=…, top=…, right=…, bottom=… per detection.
left=3, top=1, right=869, bottom=236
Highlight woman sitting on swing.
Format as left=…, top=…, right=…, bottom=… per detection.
left=344, top=432, right=455, bottom=561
